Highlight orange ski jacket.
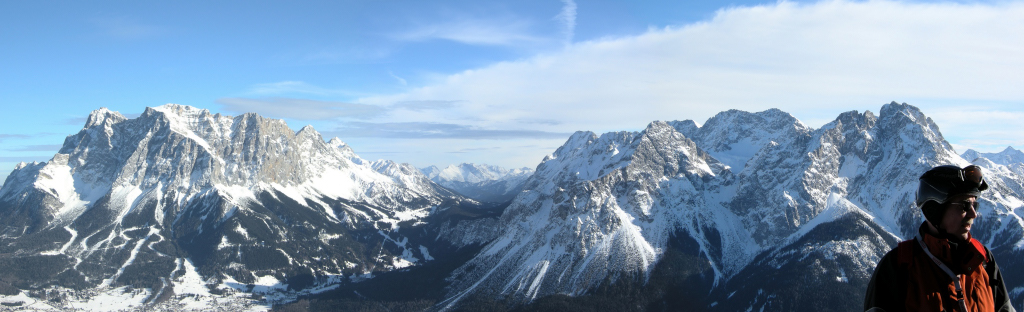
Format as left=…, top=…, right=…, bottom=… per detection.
left=864, top=223, right=1014, bottom=312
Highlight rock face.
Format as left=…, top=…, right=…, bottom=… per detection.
left=421, top=163, right=533, bottom=203
left=438, top=102, right=1024, bottom=311
left=0, top=104, right=471, bottom=305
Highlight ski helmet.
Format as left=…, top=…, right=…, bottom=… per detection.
left=917, top=165, right=988, bottom=225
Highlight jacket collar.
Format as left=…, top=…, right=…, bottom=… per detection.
left=918, top=222, right=987, bottom=273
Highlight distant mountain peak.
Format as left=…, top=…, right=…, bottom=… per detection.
left=961, top=146, right=1024, bottom=165
left=420, top=162, right=534, bottom=203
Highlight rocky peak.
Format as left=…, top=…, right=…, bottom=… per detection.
left=297, top=125, right=318, bottom=136
left=876, top=102, right=959, bottom=164
left=371, top=160, right=422, bottom=178
left=83, top=107, right=127, bottom=129
left=962, top=149, right=982, bottom=162
left=148, top=103, right=214, bottom=120
left=631, top=120, right=724, bottom=178
left=532, top=130, right=636, bottom=185
left=818, top=110, right=877, bottom=158
left=550, top=131, right=601, bottom=156
left=699, top=108, right=806, bottom=138
left=0, top=162, right=45, bottom=198
left=676, top=108, right=810, bottom=173
left=666, top=119, right=699, bottom=138
left=328, top=137, right=361, bottom=164
left=833, top=109, right=877, bottom=130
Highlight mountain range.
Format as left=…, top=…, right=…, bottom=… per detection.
left=0, top=102, right=1020, bottom=311
left=420, top=164, right=533, bottom=204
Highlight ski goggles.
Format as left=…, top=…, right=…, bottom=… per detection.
left=962, top=165, right=984, bottom=186
left=921, top=165, right=986, bottom=189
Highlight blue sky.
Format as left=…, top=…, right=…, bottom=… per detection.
left=2, top=0, right=1023, bottom=185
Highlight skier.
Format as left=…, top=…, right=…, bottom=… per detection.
left=864, top=165, right=1015, bottom=312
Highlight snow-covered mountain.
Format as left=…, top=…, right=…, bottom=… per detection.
left=421, top=163, right=533, bottom=203
left=963, top=146, right=1024, bottom=165
left=2, top=102, right=1022, bottom=311
left=963, top=147, right=1024, bottom=178
left=435, top=102, right=1024, bottom=311
left=0, top=104, right=475, bottom=309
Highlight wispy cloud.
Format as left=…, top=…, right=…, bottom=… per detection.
left=391, top=18, right=546, bottom=46
left=63, top=114, right=137, bottom=127
left=0, top=156, right=51, bottom=162
left=220, top=84, right=465, bottom=122
left=63, top=117, right=88, bottom=126
left=8, top=145, right=63, bottom=152
left=391, top=100, right=460, bottom=111
left=301, top=47, right=393, bottom=64
left=91, top=17, right=164, bottom=39
left=0, top=134, right=31, bottom=142
left=327, top=122, right=571, bottom=140
left=247, top=81, right=360, bottom=97
left=929, top=106, right=1024, bottom=152
left=389, top=72, right=408, bottom=86
left=0, top=133, right=64, bottom=143
left=516, top=118, right=561, bottom=126
left=217, top=98, right=387, bottom=120
left=447, top=147, right=501, bottom=154
left=555, top=0, right=577, bottom=45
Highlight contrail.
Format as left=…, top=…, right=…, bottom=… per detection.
left=557, top=0, right=577, bottom=45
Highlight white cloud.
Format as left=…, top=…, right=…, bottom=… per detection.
left=357, top=0, right=1024, bottom=144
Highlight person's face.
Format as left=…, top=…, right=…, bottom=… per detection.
left=941, top=194, right=978, bottom=241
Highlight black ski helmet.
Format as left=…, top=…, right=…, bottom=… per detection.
left=917, top=165, right=988, bottom=225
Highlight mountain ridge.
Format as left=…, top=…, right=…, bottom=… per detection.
left=434, top=102, right=1023, bottom=311
left=0, top=102, right=1021, bottom=312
